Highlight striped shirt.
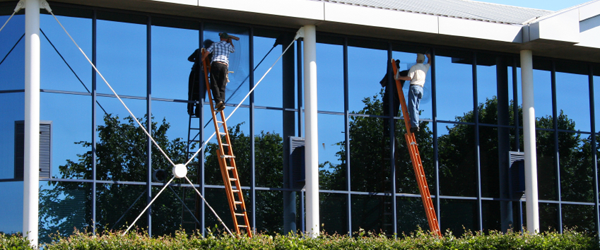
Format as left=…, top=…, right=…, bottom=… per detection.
left=207, top=41, right=235, bottom=65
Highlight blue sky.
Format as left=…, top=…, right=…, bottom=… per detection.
left=475, top=0, right=591, bottom=10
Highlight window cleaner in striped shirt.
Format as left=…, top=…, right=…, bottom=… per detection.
left=202, top=32, right=240, bottom=111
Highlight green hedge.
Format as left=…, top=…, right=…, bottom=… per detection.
left=2, top=229, right=598, bottom=249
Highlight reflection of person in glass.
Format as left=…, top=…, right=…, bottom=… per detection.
left=201, top=32, right=240, bottom=111
left=395, top=53, right=431, bottom=133
left=187, top=39, right=214, bottom=117
left=381, top=59, right=407, bottom=136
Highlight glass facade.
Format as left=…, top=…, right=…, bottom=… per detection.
left=1, top=2, right=600, bottom=240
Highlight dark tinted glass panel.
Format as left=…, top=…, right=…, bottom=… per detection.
left=559, top=132, right=593, bottom=202
left=480, top=126, right=499, bottom=198
left=438, top=123, right=477, bottom=197
left=351, top=194, right=386, bottom=233
left=536, top=129, right=557, bottom=200
left=562, top=204, right=595, bottom=233
left=255, top=190, right=283, bottom=234
left=397, top=196, right=429, bottom=235
left=539, top=202, right=558, bottom=232
left=349, top=116, right=385, bottom=192
left=533, top=68, right=552, bottom=128
left=440, top=199, right=477, bottom=236
left=481, top=200, right=501, bottom=231
left=321, top=193, right=348, bottom=234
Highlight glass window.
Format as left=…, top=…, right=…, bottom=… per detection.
left=40, top=13, right=92, bottom=92
left=0, top=14, right=24, bottom=91
left=96, top=14, right=147, bottom=97
left=318, top=113, right=345, bottom=190
left=435, top=49, right=474, bottom=123
left=481, top=200, right=501, bottom=231
left=0, top=93, right=23, bottom=179
left=555, top=61, right=591, bottom=132
left=396, top=197, right=428, bottom=234
left=348, top=40, right=388, bottom=116
left=255, top=190, right=283, bottom=234
left=0, top=182, right=23, bottom=234
left=253, top=108, right=283, bottom=188
left=532, top=61, right=553, bottom=128
left=39, top=182, right=91, bottom=243
left=396, top=122, right=434, bottom=195
left=151, top=19, right=199, bottom=101
left=594, top=73, right=600, bottom=132
left=316, top=40, right=344, bottom=113
left=95, top=96, right=147, bottom=182
left=42, top=92, right=91, bottom=179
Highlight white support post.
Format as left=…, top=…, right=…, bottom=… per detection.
left=303, top=24, right=319, bottom=237
left=24, top=0, right=41, bottom=246
left=520, top=49, right=540, bottom=234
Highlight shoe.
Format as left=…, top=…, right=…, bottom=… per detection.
left=410, top=126, right=419, bottom=133
left=215, top=101, right=225, bottom=111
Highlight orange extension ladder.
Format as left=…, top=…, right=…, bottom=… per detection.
left=391, top=59, right=442, bottom=237
left=202, top=51, right=252, bottom=237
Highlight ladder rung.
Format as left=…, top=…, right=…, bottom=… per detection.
left=221, top=155, right=235, bottom=159
left=217, top=121, right=224, bottom=123
left=230, top=178, right=237, bottom=181
left=232, top=189, right=240, bottom=193
left=226, top=166, right=234, bottom=170
left=234, top=201, right=243, bottom=205
left=238, top=225, right=248, bottom=228
left=222, top=143, right=230, bottom=147
left=235, top=213, right=245, bottom=217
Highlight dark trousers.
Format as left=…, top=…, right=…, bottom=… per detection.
left=187, top=68, right=206, bottom=116
left=383, top=85, right=400, bottom=136
left=210, top=62, right=228, bottom=103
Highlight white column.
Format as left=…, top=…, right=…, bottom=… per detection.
left=24, top=0, right=41, bottom=246
left=520, top=50, right=539, bottom=234
left=303, top=25, right=319, bottom=237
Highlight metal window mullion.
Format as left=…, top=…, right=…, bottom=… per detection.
left=473, top=52, right=483, bottom=231
left=588, top=64, right=599, bottom=238
left=551, top=61, right=563, bottom=233
left=199, top=21, right=206, bottom=236
left=249, top=27, right=256, bottom=234
left=512, top=58, right=520, bottom=152
left=343, top=37, right=352, bottom=236
left=146, top=15, right=153, bottom=236
left=91, top=9, right=97, bottom=235
left=386, top=43, right=397, bottom=237
left=431, top=47, right=441, bottom=229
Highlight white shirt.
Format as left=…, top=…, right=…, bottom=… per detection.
left=406, top=63, right=430, bottom=87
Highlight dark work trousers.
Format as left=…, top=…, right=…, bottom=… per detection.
left=210, top=62, right=228, bottom=103
left=187, top=67, right=206, bottom=116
